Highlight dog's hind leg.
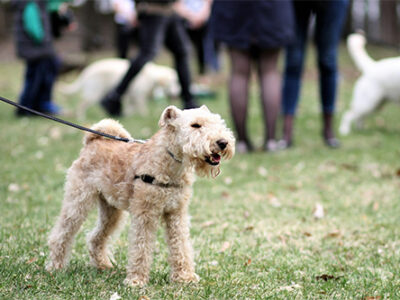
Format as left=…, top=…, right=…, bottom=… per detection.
left=87, top=195, right=125, bottom=269
left=134, top=94, right=149, bottom=116
left=124, top=93, right=148, bottom=116
left=77, top=100, right=92, bottom=121
left=77, top=82, right=103, bottom=120
left=47, top=185, right=97, bottom=270
left=340, top=110, right=356, bottom=136
left=123, top=95, right=136, bottom=116
left=340, top=78, right=383, bottom=135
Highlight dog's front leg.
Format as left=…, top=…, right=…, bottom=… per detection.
left=124, top=211, right=158, bottom=287
left=163, top=208, right=200, bottom=284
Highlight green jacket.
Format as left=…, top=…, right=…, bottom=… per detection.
left=13, top=0, right=55, bottom=61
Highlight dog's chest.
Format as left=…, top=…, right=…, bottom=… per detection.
left=155, top=186, right=189, bottom=212
left=141, top=184, right=190, bottom=213
left=162, top=189, right=186, bottom=212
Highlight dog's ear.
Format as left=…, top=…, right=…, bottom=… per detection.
left=200, top=105, right=210, bottom=112
left=159, top=105, right=182, bottom=127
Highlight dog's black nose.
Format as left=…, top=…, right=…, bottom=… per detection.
left=217, top=139, right=228, bottom=150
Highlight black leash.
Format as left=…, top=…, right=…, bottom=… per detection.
left=0, top=95, right=146, bottom=144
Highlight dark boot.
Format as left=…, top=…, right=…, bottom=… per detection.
left=183, top=99, right=199, bottom=110
left=15, top=108, right=35, bottom=117
left=100, top=90, right=122, bottom=117
left=322, top=113, right=340, bottom=148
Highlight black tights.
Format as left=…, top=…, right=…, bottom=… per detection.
left=228, top=47, right=281, bottom=145
left=115, top=13, right=193, bottom=105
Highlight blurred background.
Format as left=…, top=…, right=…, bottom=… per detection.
left=1, top=0, right=400, bottom=59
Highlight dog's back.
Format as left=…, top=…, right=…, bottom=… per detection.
left=84, top=119, right=132, bottom=145
left=59, top=58, right=129, bottom=95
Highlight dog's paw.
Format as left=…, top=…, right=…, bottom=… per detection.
left=89, top=257, right=114, bottom=270
left=339, top=125, right=350, bottom=136
left=124, top=275, right=148, bottom=287
left=170, top=272, right=200, bottom=284
left=45, top=260, right=64, bottom=272
left=96, top=261, right=114, bottom=270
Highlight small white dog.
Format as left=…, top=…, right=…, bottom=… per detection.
left=340, top=33, right=400, bottom=135
left=60, top=58, right=179, bottom=119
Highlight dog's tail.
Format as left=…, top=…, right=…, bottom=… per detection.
left=84, top=119, right=132, bottom=145
left=347, top=32, right=375, bottom=73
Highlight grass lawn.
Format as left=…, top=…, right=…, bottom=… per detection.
left=1, top=42, right=400, bottom=299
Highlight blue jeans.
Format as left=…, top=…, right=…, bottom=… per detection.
left=17, top=56, right=58, bottom=115
left=282, top=0, right=349, bottom=115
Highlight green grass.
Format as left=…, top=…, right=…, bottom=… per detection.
left=1, top=43, right=400, bottom=299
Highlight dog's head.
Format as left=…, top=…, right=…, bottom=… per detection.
left=159, top=105, right=235, bottom=177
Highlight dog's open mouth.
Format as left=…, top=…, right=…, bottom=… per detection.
left=205, top=153, right=221, bottom=165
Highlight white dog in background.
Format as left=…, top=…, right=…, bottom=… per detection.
left=339, top=33, right=400, bottom=135
left=59, top=58, right=179, bottom=119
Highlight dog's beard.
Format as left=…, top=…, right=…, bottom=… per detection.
left=185, top=137, right=234, bottom=178
left=192, top=157, right=221, bottom=178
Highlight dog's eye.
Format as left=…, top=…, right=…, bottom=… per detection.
left=191, top=123, right=201, bottom=128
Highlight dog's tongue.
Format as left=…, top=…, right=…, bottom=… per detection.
left=211, top=153, right=221, bottom=163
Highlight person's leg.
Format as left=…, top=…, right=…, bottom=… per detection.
left=16, top=60, right=42, bottom=116
left=281, top=2, right=312, bottom=145
left=39, top=56, right=61, bottom=114
left=116, top=24, right=130, bottom=59
left=101, top=14, right=168, bottom=116
left=165, top=15, right=197, bottom=109
left=257, top=48, right=281, bottom=150
left=196, top=26, right=206, bottom=75
left=314, top=0, right=349, bottom=146
left=187, top=25, right=206, bottom=75
left=203, top=25, right=220, bottom=72
left=117, top=14, right=168, bottom=95
left=227, top=47, right=252, bottom=152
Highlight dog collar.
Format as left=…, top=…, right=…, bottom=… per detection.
left=134, top=174, right=182, bottom=188
left=167, top=149, right=182, bottom=164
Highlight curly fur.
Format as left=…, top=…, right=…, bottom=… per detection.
left=47, top=105, right=235, bottom=286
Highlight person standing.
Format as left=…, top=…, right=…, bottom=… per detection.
left=13, top=0, right=60, bottom=116
left=281, top=0, right=349, bottom=148
left=101, top=0, right=198, bottom=117
left=210, top=0, right=295, bottom=152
